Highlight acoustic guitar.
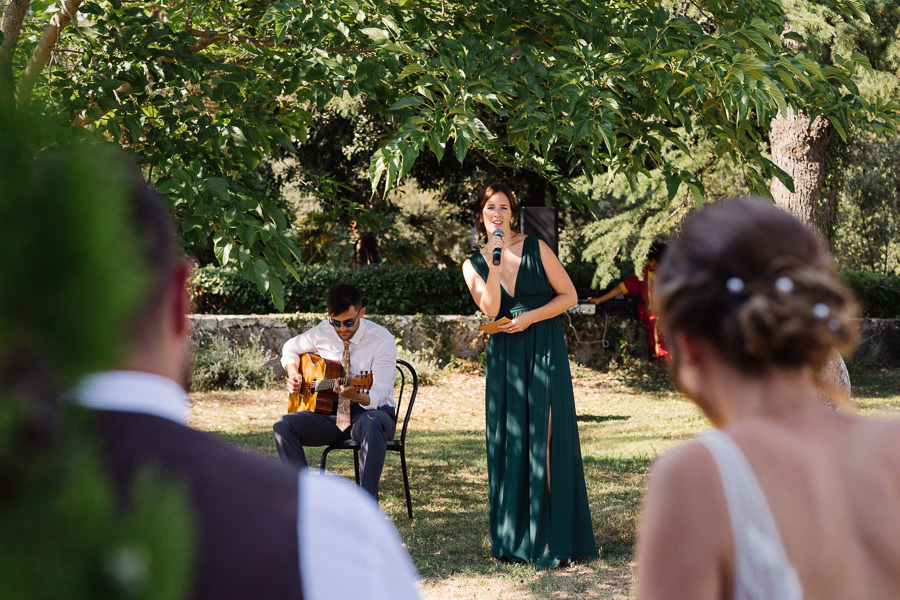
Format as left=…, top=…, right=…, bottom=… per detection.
left=287, top=352, right=373, bottom=415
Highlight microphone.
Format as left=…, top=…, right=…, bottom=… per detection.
left=492, top=229, right=503, bottom=266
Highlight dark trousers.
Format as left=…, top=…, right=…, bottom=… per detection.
left=273, top=404, right=396, bottom=499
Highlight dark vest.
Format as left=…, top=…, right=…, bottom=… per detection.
left=88, top=410, right=303, bottom=600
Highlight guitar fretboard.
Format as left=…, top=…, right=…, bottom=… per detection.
left=313, top=377, right=351, bottom=392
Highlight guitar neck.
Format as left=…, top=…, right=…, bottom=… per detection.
left=313, top=377, right=352, bottom=392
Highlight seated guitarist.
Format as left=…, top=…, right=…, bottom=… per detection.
left=273, top=284, right=397, bottom=500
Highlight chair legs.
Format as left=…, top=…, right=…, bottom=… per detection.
left=320, top=445, right=413, bottom=518
left=319, top=447, right=361, bottom=484
left=399, top=449, right=412, bottom=518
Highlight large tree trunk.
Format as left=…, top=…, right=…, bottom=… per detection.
left=770, top=107, right=851, bottom=401
left=768, top=106, right=835, bottom=233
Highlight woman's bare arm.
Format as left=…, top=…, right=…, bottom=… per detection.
left=635, top=443, right=731, bottom=600
left=462, top=256, right=503, bottom=318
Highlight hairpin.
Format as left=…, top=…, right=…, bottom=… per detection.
left=775, top=276, right=793, bottom=293
left=812, top=303, right=829, bottom=319
left=726, top=277, right=744, bottom=293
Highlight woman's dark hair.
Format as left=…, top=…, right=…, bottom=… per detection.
left=648, top=242, right=667, bottom=263
left=654, top=197, right=858, bottom=373
left=473, top=183, right=519, bottom=237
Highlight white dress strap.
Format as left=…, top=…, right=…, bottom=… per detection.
left=700, top=430, right=803, bottom=600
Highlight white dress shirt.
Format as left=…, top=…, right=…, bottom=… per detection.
left=281, top=318, right=397, bottom=410
left=72, top=371, right=422, bottom=600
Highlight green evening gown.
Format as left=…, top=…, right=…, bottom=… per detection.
left=470, top=235, right=597, bottom=568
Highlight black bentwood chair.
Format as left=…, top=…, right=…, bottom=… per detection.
left=320, top=359, right=418, bottom=518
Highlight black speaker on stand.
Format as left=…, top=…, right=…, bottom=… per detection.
left=520, top=206, right=558, bottom=255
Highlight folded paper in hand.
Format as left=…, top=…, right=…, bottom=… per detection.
left=478, top=317, right=511, bottom=335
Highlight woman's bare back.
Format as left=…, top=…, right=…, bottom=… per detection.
left=732, top=413, right=900, bottom=599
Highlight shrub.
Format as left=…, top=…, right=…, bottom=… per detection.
left=842, top=270, right=900, bottom=319
left=191, top=263, right=474, bottom=315
left=398, top=346, right=443, bottom=386
left=190, top=266, right=271, bottom=314
left=190, top=334, right=276, bottom=391
left=190, top=264, right=900, bottom=319
left=564, top=260, right=598, bottom=297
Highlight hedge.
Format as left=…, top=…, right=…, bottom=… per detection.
left=843, top=270, right=900, bottom=319
left=191, top=263, right=475, bottom=315
left=191, top=264, right=900, bottom=319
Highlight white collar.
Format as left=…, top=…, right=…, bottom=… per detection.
left=72, top=370, right=189, bottom=424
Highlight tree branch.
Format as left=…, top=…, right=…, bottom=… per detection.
left=190, top=28, right=281, bottom=50
left=70, top=82, right=133, bottom=128
left=0, top=0, right=30, bottom=107
left=188, top=27, right=362, bottom=55
left=16, top=0, right=84, bottom=106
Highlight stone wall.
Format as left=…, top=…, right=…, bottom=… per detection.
left=189, top=303, right=641, bottom=375
left=189, top=307, right=900, bottom=376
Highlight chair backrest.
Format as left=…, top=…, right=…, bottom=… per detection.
left=393, top=359, right=418, bottom=442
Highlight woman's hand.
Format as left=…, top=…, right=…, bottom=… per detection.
left=498, top=312, right=535, bottom=334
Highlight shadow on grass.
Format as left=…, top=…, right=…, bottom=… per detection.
left=213, top=425, right=647, bottom=578
left=578, top=414, right=630, bottom=423
left=204, top=422, right=645, bottom=582
left=191, top=366, right=900, bottom=599
left=607, top=362, right=674, bottom=394
left=214, top=431, right=278, bottom=458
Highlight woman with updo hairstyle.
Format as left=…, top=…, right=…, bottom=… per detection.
left=635, top=197, right=900, bottom=600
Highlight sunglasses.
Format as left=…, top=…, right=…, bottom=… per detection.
left=329, top=317, right=357, bottom=328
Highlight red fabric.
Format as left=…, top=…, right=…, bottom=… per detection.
left=620, top=274, right=642, bottom=298
left=619, top=269, right=668, bottom=361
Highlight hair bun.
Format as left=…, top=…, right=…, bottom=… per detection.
left=733, top=265, right=858, bottom=368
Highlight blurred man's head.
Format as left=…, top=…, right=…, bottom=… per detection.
left=0, top=114, right=191, bottom=393
left=119, top=171, right=193, bottom=387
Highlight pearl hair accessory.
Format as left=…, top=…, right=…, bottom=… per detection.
left=775, top=276, right=794, bottom=293
left=813, top=303, right=830, bottom=319
left=726, top=277, right=744, bottom=293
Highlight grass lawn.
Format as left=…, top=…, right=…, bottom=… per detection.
left=188, top=363, right=900, bottom=600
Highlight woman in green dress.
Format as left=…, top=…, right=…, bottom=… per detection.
left=462, top=183, right=597, bottom=568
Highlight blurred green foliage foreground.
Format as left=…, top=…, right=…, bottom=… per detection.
left=0, top=111, right=192, bottom=600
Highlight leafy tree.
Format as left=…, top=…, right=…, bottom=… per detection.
left=580, top=134, right=749, bottom=288
left=770, top=0, right=900, bottom=235
left=1, top=0, right=893, bottom=308
left=584, top=0, right=900, bottom=284
left=833, top=131, right=900, bottom=274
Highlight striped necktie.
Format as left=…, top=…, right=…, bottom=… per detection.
left=336, top=340, right=352, bottom=431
